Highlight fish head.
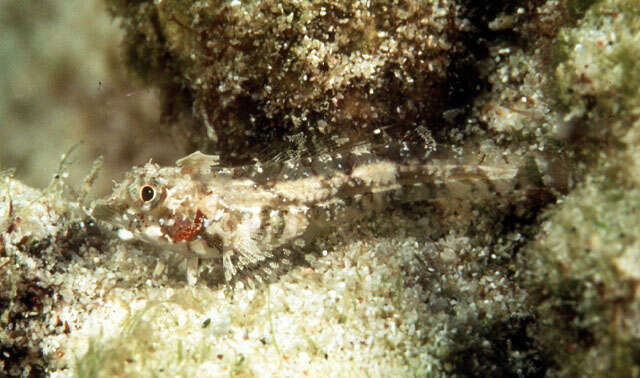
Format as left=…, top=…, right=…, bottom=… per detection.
left=93, top=161, right=208, bottom=249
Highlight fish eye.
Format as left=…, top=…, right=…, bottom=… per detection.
left=139, top=184, right=157, bottom=203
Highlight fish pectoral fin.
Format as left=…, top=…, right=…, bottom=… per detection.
left=186, top=256, right=199, bottom=286
left=222, top=250, right=236, bottom=282
left=222, top=237, right=273, bottom=282
left=153, top=260, right=166, bottom=278
left=189, top=238, right=221, bottom=258
left=235, top=238, right=272, bottom=266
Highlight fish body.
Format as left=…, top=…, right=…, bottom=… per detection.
left=94, top=148, right=518, bottom=285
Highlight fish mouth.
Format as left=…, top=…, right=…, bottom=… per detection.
left=92, top=200, right=208, bottom=256
left=91, top=200, right=124, bottom=224
left=91, top=200, right=146, bottom=234
left=93, top=201, right=167, bottom=246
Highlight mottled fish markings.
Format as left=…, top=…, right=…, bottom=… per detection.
left=94, top=147, right=519, bottom=285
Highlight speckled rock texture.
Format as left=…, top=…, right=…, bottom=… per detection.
left=104, top=0, right=569, bottom=163
left=2, top=0, right=640, bottom=376
left=106, top=0, right=464, bottom=159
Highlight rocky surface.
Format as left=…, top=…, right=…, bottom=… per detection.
left=1, top=0, right=640, bottom=376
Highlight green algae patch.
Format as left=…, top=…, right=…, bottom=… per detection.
left=551, top=0, right=640, bottom=146
left=524, top=176, right=640, bottom=376
left=72, top=295, right=245, bottom=378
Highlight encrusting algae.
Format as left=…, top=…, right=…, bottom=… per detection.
left=2, top=0, right=640, bottom=376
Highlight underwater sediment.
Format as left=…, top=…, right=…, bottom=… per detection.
left=1, top=0, right=640, bottom=376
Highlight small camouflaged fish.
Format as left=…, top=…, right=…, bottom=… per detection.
left=93, top=141, right=519, bottom=285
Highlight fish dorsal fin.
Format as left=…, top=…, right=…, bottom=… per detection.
left=176, top=151, right=220, bottom=175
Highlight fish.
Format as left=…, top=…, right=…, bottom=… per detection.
left=93, top=140, right=520, bottom=285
